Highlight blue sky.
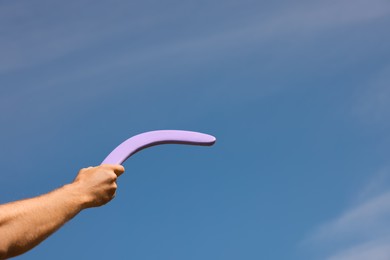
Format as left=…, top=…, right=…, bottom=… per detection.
left=1, top=0, right=390, bottom=259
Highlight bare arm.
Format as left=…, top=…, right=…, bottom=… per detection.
left=0, top=164, right=125, bottom=259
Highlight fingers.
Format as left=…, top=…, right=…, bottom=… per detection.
left=113, top=165, right=125, bottom=177
left=100, top=164, right=125, bottom=177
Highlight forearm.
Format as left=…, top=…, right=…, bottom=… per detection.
left=0, top=183, right=87, bottom=259
left=0, top=164, right=124, bottom=259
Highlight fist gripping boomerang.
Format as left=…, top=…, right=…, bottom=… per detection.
left=101, top=130, right=216, bottom=165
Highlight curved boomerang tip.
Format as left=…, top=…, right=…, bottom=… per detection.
left=101, top=130, right=216, bottom=165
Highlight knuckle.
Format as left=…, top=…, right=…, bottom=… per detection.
left=108, top=172, right=117, bottom=181
left=101, top=169, right=115, bottom=178
left=108, top=185, right=117, bottom=194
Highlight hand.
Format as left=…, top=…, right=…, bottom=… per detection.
left=71, top=164, right=125, bottom=208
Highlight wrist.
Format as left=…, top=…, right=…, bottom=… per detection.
left=62, top=183, right=92, bottom=210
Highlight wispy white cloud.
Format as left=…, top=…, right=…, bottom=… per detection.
left=327, top=239, right=390, bottom=260
left=310, top=191, right=390, bottom=243
left=1, top=0, right=388, bottom=74
left=303, top=169, right=390, bottom=259
left=0, top=0, right=168, bottom=72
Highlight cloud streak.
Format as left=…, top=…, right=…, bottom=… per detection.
left=328, top=239, right=390, bottom=260
left=310, top=191, right=390, bottom=242
left=304, top=169, right=390, bottom=259
left=1, top=0, right=389, bottom=74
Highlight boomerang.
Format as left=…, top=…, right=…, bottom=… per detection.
left=101, top=130, right=216, bottom=165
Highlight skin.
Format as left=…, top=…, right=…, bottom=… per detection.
left=0, top=164, right=125, bottom=259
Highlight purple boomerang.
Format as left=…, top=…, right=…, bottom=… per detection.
left=101, top=130, right=216, bottom=165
